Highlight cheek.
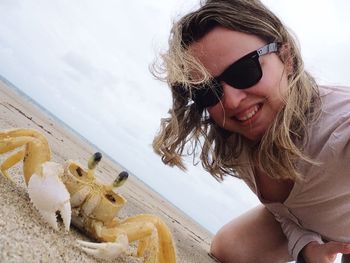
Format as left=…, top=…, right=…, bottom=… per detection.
left=207, top=106, right=224, bottom=123
left=260, top=62, right=288, bottom=102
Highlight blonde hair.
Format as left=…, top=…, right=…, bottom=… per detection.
left=152, top=0, right=320, bottom=182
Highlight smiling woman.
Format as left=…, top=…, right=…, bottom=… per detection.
left=152, top=0, right=350, bottom=262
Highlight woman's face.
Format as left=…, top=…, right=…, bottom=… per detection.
left=189, top=27, right=289, bottom=141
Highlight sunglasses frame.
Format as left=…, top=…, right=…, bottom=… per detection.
left=189, top=42, right=279, bottom=109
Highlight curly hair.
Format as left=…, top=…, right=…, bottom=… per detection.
left=151, top=0, right=320, bottom=182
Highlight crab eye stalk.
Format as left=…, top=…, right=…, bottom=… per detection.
left=113, top=171, right=129, bottom=188
left=88, top=152, right=102, bottom=170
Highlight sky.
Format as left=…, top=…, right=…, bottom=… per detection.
left=0, top=2, right=349, bottom=254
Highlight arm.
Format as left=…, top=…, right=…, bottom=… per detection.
left=278, top=88, right=350, bottom=262
left=274, top=212, right=350, bottom=262
left=274, top=212, right=323, bottom=262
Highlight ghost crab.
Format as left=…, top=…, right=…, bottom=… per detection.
left=0, top=128, right=176, bottom=262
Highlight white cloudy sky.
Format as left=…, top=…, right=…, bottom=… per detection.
left=0, top=1, right=349, bottom=249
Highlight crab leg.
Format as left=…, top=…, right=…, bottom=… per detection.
left=122, top=215, right=176, bottom=263
left=137, top=237, right=149, bottom=258
left=0, top=128, right=51, bottom=184
left=0, top=136, right=33, bottom=180
left=77, top=215, right=175, bottom=263
left=0, top=137, right=32, bottom=153
left=77, top=235, right=128, bottom=260
left=77, top=221, right=154, bottom=260
left=143, top=229, right=159, bottom=263
left=0, top=149, right=25, bottom=180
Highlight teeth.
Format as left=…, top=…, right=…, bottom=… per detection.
left=237, top=105, right=260, bottom=121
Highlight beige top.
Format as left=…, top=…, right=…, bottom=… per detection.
left=241, top=86, right=350, bottom=261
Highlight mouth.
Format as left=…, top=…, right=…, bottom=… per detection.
left=234, top=103, right=262, bottom=123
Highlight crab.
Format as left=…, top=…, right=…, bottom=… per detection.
left=0, top=128, right=176, bottom=262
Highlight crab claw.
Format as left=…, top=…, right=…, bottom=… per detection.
left=77, top=234, right=128, bottom=260
left=27, top=161, right=71, bottom=231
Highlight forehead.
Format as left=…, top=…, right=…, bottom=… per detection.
left=188, top=26, right=266, bottom=76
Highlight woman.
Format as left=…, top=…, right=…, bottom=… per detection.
left=152, top=0, right=350, bottom=262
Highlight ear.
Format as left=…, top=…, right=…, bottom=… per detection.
left=279, top=43, right=294, bottom=76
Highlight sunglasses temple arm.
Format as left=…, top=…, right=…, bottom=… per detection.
left=257, top=43, right=278, bottom=56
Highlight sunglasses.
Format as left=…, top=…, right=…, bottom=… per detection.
left=177, top=42, right=279, bottom=109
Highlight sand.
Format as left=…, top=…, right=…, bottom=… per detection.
left=0, top=78, right=219, bottom=263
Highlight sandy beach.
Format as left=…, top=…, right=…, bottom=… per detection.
left=0, top=78, right=218, bottom=263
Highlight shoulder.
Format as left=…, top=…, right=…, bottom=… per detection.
left=303, top=85, right=350, bottom=160
left=318, top=85, right=350, bottom=135
left=296, top=85, right=350, bottom=177
left=319, top=85, right=350, bottom=115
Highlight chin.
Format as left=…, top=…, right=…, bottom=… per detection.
left=243, top=129, right=265, bottom=142
left=245, top=135, right=261, bottom=142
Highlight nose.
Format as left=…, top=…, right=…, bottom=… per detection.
left=220, top=81, right=247, bottom=109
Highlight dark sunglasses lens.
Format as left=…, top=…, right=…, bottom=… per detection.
left=192, top=80, right=223, bottom=108
left=223, top=57, right=262, bottom=89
